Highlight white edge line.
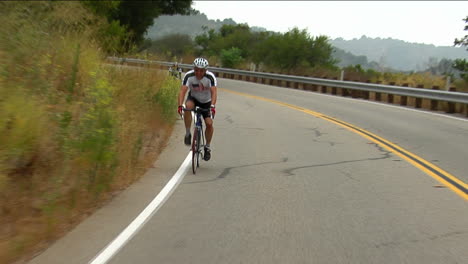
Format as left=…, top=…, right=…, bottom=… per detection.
left=89, top=152, right=192, bottom=264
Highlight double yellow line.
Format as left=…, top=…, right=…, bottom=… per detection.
left=221, top=88, right=468, bottom=201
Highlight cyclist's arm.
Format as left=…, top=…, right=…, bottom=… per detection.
left=178, top=85, right=188, bottom=106
left=210, top=85, right=217, bottom=106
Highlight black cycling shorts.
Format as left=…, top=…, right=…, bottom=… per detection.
left=186, top=94, right=212, bottom=119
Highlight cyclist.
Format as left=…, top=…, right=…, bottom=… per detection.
left=169, top=63, right=182, bottom=79
left=175, top=62, right=182, bottom=79
left=178, top=57, right=217, bottom=161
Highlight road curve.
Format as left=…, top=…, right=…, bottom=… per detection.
left=30, top=78, right=468, bottom=264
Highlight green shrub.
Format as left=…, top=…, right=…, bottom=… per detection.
left=220, top=47, right=243, bottom=68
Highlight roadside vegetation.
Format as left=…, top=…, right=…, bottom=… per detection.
left=142, top=21, right=468, bottom=92
left=0, top=1, right=187, bottom=263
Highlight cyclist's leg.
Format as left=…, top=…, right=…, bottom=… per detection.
left=200, top=101, right=213, bottom=161
left=203, top=116, right=213, bottom=161
left=184, top=96, right=195, bottom=145
left=184, top=99, right=194, bottom=131
left=197, top=101, right=213, bottom=145
left=204, top=117, right=213, bottom=145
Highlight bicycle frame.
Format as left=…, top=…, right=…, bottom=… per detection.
left=183, top=106, right=210, bottom=174
left=193, top=107, right=206, bottom=154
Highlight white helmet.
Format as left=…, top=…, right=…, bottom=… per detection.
left=193, top=57, right=209, bottom=69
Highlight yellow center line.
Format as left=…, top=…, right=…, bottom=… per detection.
left=220, top=88, right=468, bottom=201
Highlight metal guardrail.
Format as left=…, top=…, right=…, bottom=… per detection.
left=107, top=57, right=468, bottom=105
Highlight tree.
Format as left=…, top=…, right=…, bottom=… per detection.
left=146, top=34, right=194, bottom=58
left=193, top=25, right=337, bottom=73
left=454, top=16, right=468, bottom=49
left=195, top=24, right=255, bottom=58
left=83, top=0, right=192, bottom=51
left=253, top=28, right=336, bottom=73
left=453, top=15, right=468, bottom=81
left=309, top=35, right=337, bottom=68
left=220, top=47, right=243, bottom=68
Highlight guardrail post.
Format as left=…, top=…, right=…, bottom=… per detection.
left=294, top=81, right=299, bottom=89
left=375, top=81, right=382, bottom=101
left=321, top=77, right=328, bottom=93
left=381, top=83, right=389, bottom=102
left=447, top=87, right=457, bottom=113
left=387, top=82, right=396, bottom=104
left=360, top=80, right=370, bottom=99
left=421, top=86, right=432, bottom=110
left=311, top=82, right=318, bottom=92
left=302, top=75, right=309, bottom=91
left=415, top=85, right=424, bottom=108
left=277, top=77, right=282, bottom=87
left=368, top=80, right=376, bottom=101
left=332, top=78, right=338, bottom=95
left=352, top=80, right=360, bottom=98
left=341, top=79, right=350, bottom=96
left=270, top=73, right=277, bottom=86
left=431, top=86, right=439, bottom=111
left=401, top=83, right=409, bottom=106
left=273, top=76, right=278, bottom=86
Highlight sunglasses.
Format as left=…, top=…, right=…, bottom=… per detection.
left=194, top=68, right=206, bottom=73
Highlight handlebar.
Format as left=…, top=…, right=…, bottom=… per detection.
left=183, top=106, right=211, bottom=113
left=180, top=106, right=213, bottom=120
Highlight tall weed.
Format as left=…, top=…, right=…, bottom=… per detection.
left=0, top=2, right=177, bottom=263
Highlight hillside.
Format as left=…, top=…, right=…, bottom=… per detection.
left=147, top=14, right=468, bottom=72
left=146, top=13, right=266, bottom=40
left=330, top=36, right=468, bottom=72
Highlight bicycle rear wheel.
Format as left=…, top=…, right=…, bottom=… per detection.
left=192, top=127, right=199, bottom=174
left=196, top=128, right=201, bottom=168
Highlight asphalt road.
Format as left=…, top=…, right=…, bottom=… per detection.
left=30, top=78, right=468, bottom=264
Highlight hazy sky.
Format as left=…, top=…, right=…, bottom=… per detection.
left=192, top=1, right=468, bottom=47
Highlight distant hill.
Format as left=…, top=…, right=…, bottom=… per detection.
left=146, top=14, right=266, bottom=40
left=330, top=36, right=468, bottom=72
left=146, top=14, right=468, bottom=72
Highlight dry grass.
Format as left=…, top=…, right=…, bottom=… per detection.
left=0, top=2, right=180, bottom=263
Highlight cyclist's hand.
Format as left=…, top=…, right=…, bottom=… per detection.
left=178, top=105, right=183, bottom=116
left=210, top=105, right=216, bottom=119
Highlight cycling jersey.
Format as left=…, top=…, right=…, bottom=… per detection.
left=182, top=70, right=217, bottom=103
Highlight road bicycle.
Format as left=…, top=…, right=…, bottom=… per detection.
left=182, top=106, right=211, bottom=174
left=168, top=67, right=182, bottom=80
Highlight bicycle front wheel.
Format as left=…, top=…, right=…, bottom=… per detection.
left=192, top=127, right=199, bottom=174
left=196, top=128, right=201, bottom=168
